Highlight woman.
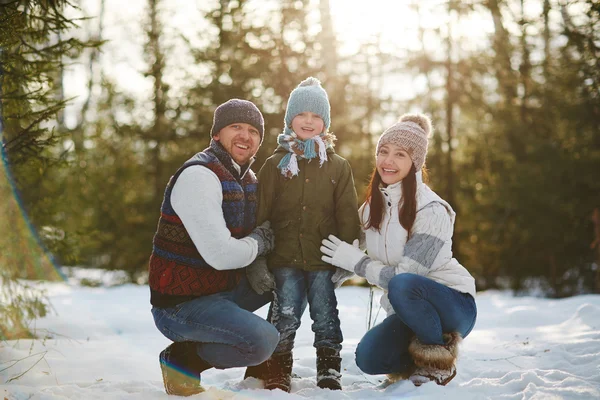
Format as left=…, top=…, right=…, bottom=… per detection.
left=320, top=113, right=477, bottom=386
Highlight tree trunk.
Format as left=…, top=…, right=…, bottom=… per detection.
left=542, top=0, right=551, bottom=81
left=592, top=209, right=600, bottom=294
left=318, top=0, right=338, bottom=77
left=72, top=0, right=105, bottom=154
left=145, top=0, right=168, bottom=200
left=519, top=0, right=531, bottom=125
left=445, top=7, right=455, bottom=208
left=444, top=3, right=459, bottom=258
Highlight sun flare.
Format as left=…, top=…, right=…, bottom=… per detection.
left=329, top=0, right=421, bottom=53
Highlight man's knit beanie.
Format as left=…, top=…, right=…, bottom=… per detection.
left=284, top=77, right=331, bottom=135
left=210, top=99, right=264, bottom=142
left=376, top=113, right=432, bottom=171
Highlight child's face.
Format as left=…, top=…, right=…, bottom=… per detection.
left=376, top=143, right=413, bottom=185
left=291, top=112, right=325, bottom=140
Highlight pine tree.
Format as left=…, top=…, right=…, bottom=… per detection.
left=0, top=0, right=96, bottom=337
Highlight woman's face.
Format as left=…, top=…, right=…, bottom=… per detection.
left=376, top=143, right=413, bottom=185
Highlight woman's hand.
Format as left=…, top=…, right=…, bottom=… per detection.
left=321, top=235, right=367, bottom=272
left=331, top=268, right=354, bottom=289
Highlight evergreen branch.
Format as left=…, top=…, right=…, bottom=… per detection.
left=2, top=102, right=64, bottom=151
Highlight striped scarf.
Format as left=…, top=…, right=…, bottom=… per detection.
left=276, top=132, right=335, bottom=178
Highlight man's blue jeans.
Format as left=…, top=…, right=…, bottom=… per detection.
left=270, top=267, right=343, bottom=354
left=151, top=276, right=279, bottom=369
left=355, top=273, right=477, bottom=375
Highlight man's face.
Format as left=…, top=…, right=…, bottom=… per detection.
left=213, top=123, right=261, bottom=165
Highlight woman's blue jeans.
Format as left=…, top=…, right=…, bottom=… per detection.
left=355, top=273, right=477, bottom=375
left=151, top=276, right=279, bottom=369
left=270, top=267, right=343, bottom=354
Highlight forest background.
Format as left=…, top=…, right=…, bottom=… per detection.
left=1, top=0, right=599, bottom=339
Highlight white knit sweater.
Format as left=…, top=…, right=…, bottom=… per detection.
left=357, top=173, right=476, bottom=316
left=170, top=165, right=259, bottom=270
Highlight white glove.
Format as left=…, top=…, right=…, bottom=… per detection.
left=321, top=235, right=366, bottom=272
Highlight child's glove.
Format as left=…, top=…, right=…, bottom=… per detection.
left=331, top=268, right=354, bottom=289
left=246, top=256, right=276, bottom=295
left=321, top=235, right=366, bottom=272
left=249, top=221, right=275, bottom=257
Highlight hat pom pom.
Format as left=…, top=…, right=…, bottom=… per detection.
left=399, top=113, right=432, bottom=136
left=299, top=76, right=322, bottom=87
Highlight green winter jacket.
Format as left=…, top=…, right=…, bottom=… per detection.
left=257, top=145, right=360, bottom=271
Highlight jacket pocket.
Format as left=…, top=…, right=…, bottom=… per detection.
left=272, top=219, right=295, bottom=245
left=272, top=219, right=291, bottom=232
left=318, top=217, right=338, bottom=239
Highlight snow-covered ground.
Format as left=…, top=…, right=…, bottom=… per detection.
left=1, top=273, right=599, bottom=399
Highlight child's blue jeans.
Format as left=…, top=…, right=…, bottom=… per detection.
left=355, top=273, right=477, bottom=375
left=270, top=267, right=343, bottom=354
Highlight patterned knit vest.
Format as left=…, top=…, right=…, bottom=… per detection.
left=148, top=141, right=257, bottom=307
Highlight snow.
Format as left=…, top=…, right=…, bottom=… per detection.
left=1, top=272, right=599, bottom=399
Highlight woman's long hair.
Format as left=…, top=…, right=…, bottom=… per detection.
left=362, top=164, right=427, bottom=235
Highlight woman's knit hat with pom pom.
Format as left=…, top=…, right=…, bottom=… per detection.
left=375, top=113, right=433, bottom=170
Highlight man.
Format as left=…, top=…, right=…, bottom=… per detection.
left=148, top=99, right=278, bottom=396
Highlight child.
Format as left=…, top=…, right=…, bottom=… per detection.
left=248, top=77, right=360, bottom=392
left=320, top=114, right=477, bottom=386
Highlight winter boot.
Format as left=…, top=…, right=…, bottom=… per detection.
left=263, top=352, right=293, bottom=392
left=159, top=341, right=212, bottom=396
left=408, top=332, right=461, bottom=386
left=316, top=347, right=342, bottom=390
left=244, top=360, right=269, bottom=381
left=384, top=364, right=417, bottom=385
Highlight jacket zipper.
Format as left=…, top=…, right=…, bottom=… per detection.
left=383, top=205, right=393, bottom=264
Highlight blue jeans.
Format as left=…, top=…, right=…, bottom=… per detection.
left=151, top=276, right=279, bottom=369
left=355, top=273, right=477, bottom=375
left=270, top=267, right=343, bottom=354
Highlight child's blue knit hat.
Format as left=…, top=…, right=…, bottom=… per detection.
left=284, top=77, right=331, bottom=135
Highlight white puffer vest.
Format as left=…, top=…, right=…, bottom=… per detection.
left=359, top=173, right=476, bottom=316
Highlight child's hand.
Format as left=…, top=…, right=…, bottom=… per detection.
left=321, top=235, right=366, bottom=272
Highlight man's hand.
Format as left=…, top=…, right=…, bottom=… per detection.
left=331, top=267, right=354, bottom=289
left=246, top=256, right=276, bottom=295
left=321, top=235, right=366, bottom=272
left=249, top=221, right=275, bottom=257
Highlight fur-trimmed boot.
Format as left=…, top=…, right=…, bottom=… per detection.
left=407, top=332, right=461, bottom=386
left=244, top=360, right=269, bottom=381
left=316, top=347, right=342, bottom=390
left=264, top=352, right=293, bottom=392
left=159, top=341, right=212, bottom=396
left=384, top=364, right=417, bottom=386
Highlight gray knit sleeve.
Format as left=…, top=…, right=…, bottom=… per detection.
left=360, top=202, right=453, bottom=289
left=402, top=202, right=453, bottom=274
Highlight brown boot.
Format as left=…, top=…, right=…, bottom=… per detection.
left=159, top=342, right=211, bottom=396
left=316, top=347, right=342, bottom=390
left=385, top=364, right=417, bottom=385
left=264, top=352, right=293, bottom=392
left=407, top=332, right=461, bottom=386
left=410, top=365, right=457, bottom=386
